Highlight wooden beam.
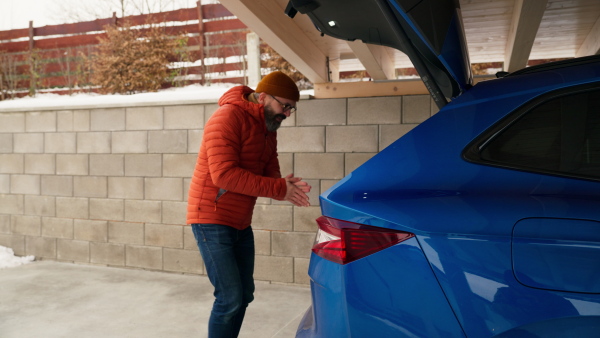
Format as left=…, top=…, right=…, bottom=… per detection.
left=313, top=76, right=495, bottom=99
left=346, top=41, right=396, bottom=80
left=218, top=0, right=328, bottom=83
left=313, top=80, right=427, bottom=99
left=504, top=0, right=548, bottom=73
left=576, top=13, right=600, bottom=57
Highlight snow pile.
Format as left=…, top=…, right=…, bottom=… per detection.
left=0, top=246, right=35, bottom=269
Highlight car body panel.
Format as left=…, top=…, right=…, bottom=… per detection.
left=296, top=239, right=465, bottom=337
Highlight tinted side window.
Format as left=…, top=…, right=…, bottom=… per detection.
left=479, top=88, right=600, bottom=180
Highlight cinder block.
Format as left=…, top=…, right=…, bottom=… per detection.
left=294, top=257, right=310, bottom=285
left=148, top=130, right=187, bottom=153
left=326, top=125, right=378, bottom=153
left=293, top=206, right=321, bottom=232
left=0, top=134, right=13, bottom=153
left=111, top=131, right=148, bottom=154
left=77, top=132, right=111, bottom=153
left=11, top=215, right=41, bottom=236
left=24, top=195, right=55, bottom=217
left=108, top=221, right=144, bottom=245
left=124, top=200, right=161, bottom=223
left=0, top=174, right=8, bottom=194
left=163, top=248, right=203, bottom=274
left=74, top=219, right=108, bottom=242
left=348, top=96, right=401, bottom=125
left=0, top=194, right=24, bottom=214
left=10, top=174, right=41, bottom=195
left=162, top=201, right=187, bottom=225
left=277, top=153, right=293, bottom=177
left=254, top=229, right=271, bottom=255
left=295, top=153, right=344, bottom=179
left=256, top=197, right=271, bottom=205
left=108, top=177, right=144, bottom=199
left=0, top=113, right=25, bottom=132
left=188, top=130, right=203, bottom=154
left=254, top=255, right=293, bottom=283
left=0, top=214, right=9, bottom=233
left=45, top=133, right=77, bottom=153
left=57, top=239, right=90, bottom=262
left=0, top=154, right=23, bottom=173
left=90, top=108, right=125, bottom=131
left=272, top=232, right=315, bottom=258
left=90, top=242, right=125, bottom=266
left=145, top=177, right=183, bottom=201
left=277, top=127, right=325, bottom=153
left=164, top=105, right=204, bottom=130
left=56, top=154, right=89, bottom=175
left=320, top=180, right=339, bottom=194
left=380, top=124, right=417, bottom=150
left=74, top=176, right=107, bottom=198
left=296, top=98, right=347, bottom=126
left=89, top=198, right=124, bottom=221
left=24, top=154, right=55, bottom=174
left=14, top=133, right=44, bottom=153
left=124, top=154, right=162, bottom=177
left=345, top=153, right=376, bottom=176
left=403, top=95, right=431, bottom=124
left=126, top=107, right=163, bottom=130
left=58, top=110, right=90, bottom=132
left=183, top=226, right=197, bottom=250
left=42, top=217, right=73, bottom=239
left=56, top=197, right=88, bottom=219
left=252, top=205, right=293, bottom=231
left=26, top=112, right=56, bottom=132
left=89, top=154, right=124, bottom=176
left=0, top=234, right=25, bottom=255
left=163, top=154, right=196, bottom=178
left=25, top=236, right=56, bottom=258
left=431, top=97, right=440, bottom=115
left=183, top=178, right=191, bottom=202
left=144, top=223, right=183, bottom=248
left=41, top=176, right=73, bottom=196
left=126, top=245, right=163, bottom=270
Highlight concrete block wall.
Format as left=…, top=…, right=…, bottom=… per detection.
left=0, top=94, right=437, bottom=285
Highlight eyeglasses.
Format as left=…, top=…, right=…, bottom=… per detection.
left=270, top=95, right=297, bottom=114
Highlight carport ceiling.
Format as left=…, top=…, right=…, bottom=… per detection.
left=219, top=0, right=600, bottom=84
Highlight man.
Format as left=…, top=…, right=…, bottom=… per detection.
left=187, top=71, right=311, bottom=338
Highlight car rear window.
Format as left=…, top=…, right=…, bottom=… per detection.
left=475, top=87, right=600, bottom=180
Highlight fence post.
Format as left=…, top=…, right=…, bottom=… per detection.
left=246, top=32, right=261, bottom=88
left=196, top=1, right=205, bottom=85
left=28, top=20, right=36, bottom=95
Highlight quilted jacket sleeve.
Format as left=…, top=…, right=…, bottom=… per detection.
left=204, top=107, right=287, bottom=200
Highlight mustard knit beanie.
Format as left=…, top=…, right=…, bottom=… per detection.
left=255, top=71, right=300, bottom=102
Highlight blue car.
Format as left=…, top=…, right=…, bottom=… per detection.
left=286, top=0, right=600, bottom=337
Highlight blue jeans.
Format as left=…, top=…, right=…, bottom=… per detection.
left=191, top=223, right=255, bottom=338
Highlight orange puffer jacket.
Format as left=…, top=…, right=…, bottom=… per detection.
left=187, top=86, right=287, bottom=229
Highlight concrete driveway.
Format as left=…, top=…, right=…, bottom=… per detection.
left=0, top=261, right=311, bottom=337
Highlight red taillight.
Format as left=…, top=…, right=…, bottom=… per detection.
left=312, top=216, right=415, bottom=265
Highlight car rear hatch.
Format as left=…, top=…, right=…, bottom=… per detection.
left=286, top=0, right=473, bottom=108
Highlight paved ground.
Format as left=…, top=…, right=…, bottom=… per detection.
left=0, top=260, right=312, bottom=338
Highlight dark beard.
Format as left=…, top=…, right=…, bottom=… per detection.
left=264, top=105, right=286, bottom=132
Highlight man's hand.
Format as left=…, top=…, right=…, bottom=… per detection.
left=283, top=173, right=311, bottom=207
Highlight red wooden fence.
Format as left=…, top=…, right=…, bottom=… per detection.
left=0, top=2, right=253, bottom=98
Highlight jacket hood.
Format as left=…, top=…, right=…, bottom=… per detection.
left=218, top=86, right=266, bottom=128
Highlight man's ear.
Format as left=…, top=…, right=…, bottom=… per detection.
left=257, top=92, right=268, bottom=104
